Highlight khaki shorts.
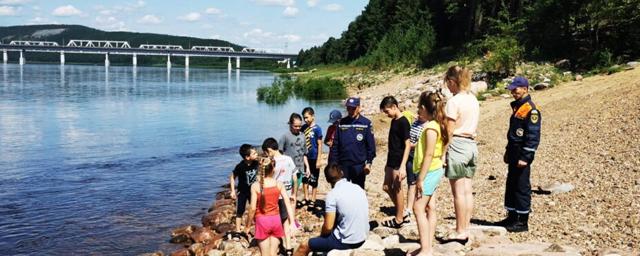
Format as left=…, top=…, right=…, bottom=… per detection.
left=445, top=137, right=478, bottom=179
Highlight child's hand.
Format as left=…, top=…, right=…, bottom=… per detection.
left=230, top=192, right=237, bottom=200
left=416, top=181, right=423, bottom=198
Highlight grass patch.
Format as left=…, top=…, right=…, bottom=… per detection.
left=257, top=75, right=347, bottom=105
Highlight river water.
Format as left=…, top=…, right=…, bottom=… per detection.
left=0, top=64, right=340, bottom=255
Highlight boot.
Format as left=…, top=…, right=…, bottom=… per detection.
left=495, top=211, right=517, bottom=227
left=505, top=213, right=529, bottom=233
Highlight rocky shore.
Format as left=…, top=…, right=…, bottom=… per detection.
left=145, top=67, right=639, bottom=256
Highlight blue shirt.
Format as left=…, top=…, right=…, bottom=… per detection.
left=302, top=123, right=323, bottom=160
left=329, top=115, right=376, bottom=165
left=326, top=179, right=369, bottom=244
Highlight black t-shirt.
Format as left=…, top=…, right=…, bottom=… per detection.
left=387, top=116, right=411, bottom=168
left=233, top=160, right=258, bottom=194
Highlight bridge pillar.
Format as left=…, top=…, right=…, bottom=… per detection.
left=105, top=53, right=110, bottom=67
left=60, top=51, right=65, bottom=65
left=228, top=57, right=232, bottom=71
left=2, top=50, right=7, bottom=64
left=185, top=55, right=189, bottom=69
left=132, top=54, right=137, bottom=67
left=167, top=55, right=171, bottom=69
left=287, top=58, right=291, bottom=69
left=19, top=51, right=25, bottom=65
left=236, top=57, right=240, bottom=69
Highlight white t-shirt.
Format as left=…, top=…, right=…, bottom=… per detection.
left=445, top=92, right=480, bottom=138
left=273, top=154, right=296, bottom=197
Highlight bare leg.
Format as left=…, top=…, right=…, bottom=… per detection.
left=258, top=238, right=271, bottom=256
left=311, top=186, right=318, bottom=202
left=463, top=178, right=473, bottom=231
left=383, top=167, right=397, bottom=207
left=270, top=236, right=280, bottom=256
left=393, top=171, right=405, bottom=223
left=282, top=219, right=291, bottom=251
left=235, top=215, right=242, bottom=232
left=411, top=194, right=434, bottom=256
left=449, top=178, right=469, bottom=238
left=407, top=184, right=416, bottom=218
left=294, top=239, right=311, bottom=256
left=426, top=192, right=437, bottom=248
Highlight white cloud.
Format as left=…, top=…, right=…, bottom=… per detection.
left=0, top=0, right=29, bottom=5
left=244, top=28, right=274, bottom=38
left=0, top=5, right=17, bottom=15
left=210, top=35, right=221, bottom=39
left=178, top=12, right=201, bottom=22
left=52, top=5, right=82, bottom=16
left=205, top=7, right=222, bottom=15
left=138, top=14, right=161, bottom=24
left=281, top=34, right=301, bottom=42
left=254, top=0, right=294, bottom=6
left=283, top=6, right=298, bottom=17
left=95, top=16, right=127, bottom=31
left=323, top=3, right=342, bottom=12
left=307, top=0, right=319, bottom=7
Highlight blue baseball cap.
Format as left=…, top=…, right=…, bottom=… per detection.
left=328, top=110, right=342, bottom=123
left=507, top=76, right=529, bottom=90
left=345, top=97, right=360, bottom=107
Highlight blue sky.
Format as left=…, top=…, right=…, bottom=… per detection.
left=0, top=0, right=368, bottom=53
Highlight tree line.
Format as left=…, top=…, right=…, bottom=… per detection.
left=297, top=0, right=640, bottom=72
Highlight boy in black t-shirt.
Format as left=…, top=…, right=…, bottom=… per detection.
left=379, top=96, right=411, bottom=228
left=229, top=144, right=259, bottom=233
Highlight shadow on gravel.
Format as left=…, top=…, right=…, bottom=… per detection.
left=379, top=206, right=396, bottom=216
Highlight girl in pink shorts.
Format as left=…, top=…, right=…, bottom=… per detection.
left=246, top=158, right=296, bottom=256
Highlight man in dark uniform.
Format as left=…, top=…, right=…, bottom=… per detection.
left=499, top=76, right=541, bottom=233
left=329, top=97, right=376, bottom=189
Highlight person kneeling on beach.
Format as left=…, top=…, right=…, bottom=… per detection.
left=294, top=163, right=369, bottom=255
left=246, top=157, right=296, bottom=256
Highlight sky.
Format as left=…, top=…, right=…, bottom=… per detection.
left=0, top=0, right=369, bottom=53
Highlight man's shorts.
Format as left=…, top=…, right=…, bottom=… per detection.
left=308, top=234, right=364, bottom=252
left=421, top=168, right=444, bottom=196
left=302, top=159, right=320, bottom=188
left=445, top=137, right=478, bottom=179
left=254, top=215, right=284, bottom=240
left=236, top=192, right=250, bottom=217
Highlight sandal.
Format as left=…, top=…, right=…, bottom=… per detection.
left=381, top=218, right=405, bottom=229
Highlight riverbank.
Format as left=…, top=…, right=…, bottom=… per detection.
left=160, top=66, right=639, bottom=256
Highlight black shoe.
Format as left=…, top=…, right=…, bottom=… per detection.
left=505, top=213, right=529, bottom=233
left=495, top=211, right=517, bottom=227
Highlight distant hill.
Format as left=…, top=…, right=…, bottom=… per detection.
left=0, top=24, right=276, bottom=68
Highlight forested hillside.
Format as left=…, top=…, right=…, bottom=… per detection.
left=0, top=24, right=277, bottom=68
left=297, top=0, right=640, bottom=71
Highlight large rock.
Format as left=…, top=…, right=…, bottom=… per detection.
left=138, top=252, right=164, bottom=256
left=352, top=249, right=385, bottom=256
left=170, top=248, right=192, bottom=256
left=382, top=234, right=400, bottom=248
left=467, top=242, right=582, bottom=256
left=360, top=238, right=385, bottom=251
left=539, top=182, right=575, bottom=194
left=471, top=81, right=488, bottom=95
left=627, top=61, right=639, bottom=67
left=214, top=199, right=234, bottom=209
left=189, top=243, right=205, bottom=256
left=467, top=225, right=511, bottom=245
left=172, top=225, right=197, bottom=237
left=534, top=82, right=550, bottom=90
left=398, top=224, right=420, bottom=241
left=327, top=249, right=352, bottom=256
left=190, top=227, right=217, bottom=244
left=206, top=250, right=225, bottom=256
left=202, top=210, right=231, bottom=228
left=213, top=223, right=235, bottom=234
left=372, top=226, right=398, bottom=238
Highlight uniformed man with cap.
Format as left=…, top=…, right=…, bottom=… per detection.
left=498, top=76, right=541, bottom=232
left=329, top=97, right=376, bottom=189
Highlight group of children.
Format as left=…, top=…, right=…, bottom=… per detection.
left=229, top=65, right=479, bottom=256
left=229, top=107, right=341, bottom=256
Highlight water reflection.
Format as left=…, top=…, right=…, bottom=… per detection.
left=0, top=64, right=341, bottom=255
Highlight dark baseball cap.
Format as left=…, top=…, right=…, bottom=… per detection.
left=345, top=97, right=360, bottom=107
left=507, top=76, right=529, bottom=90
left=328, top=110, right=342, bottom=123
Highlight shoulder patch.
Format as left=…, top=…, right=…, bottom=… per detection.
left=530, top=109, right=539, bottom=124
left=515, top=102, right=532, bottom=119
